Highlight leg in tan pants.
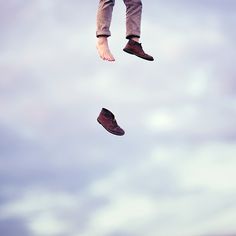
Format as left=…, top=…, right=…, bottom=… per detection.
left=96, top=0, right=153, bottom=61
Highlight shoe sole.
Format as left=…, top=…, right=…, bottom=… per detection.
left=123, top=48, right=154, bottom=61
left=97, top=118, right=125, bottom=136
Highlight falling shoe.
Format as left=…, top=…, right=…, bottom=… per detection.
left=123, top=39, right=154, bottom=61
left=97, top=108, right=125, bottom=136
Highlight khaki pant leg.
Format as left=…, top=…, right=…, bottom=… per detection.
left=96, top=0, right=115, bottom=37
left=123, top=0, right=142, bottom=39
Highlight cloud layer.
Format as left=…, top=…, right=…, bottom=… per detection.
left=0, top=1, right=236, bottom=236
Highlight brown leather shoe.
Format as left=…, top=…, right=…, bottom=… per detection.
left=123, top=39, right=154, bottom=61
left=97, top=108, right=125, bottom=136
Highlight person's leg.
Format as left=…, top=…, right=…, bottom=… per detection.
left=123, top=0, right=142, bottom=41
left=123, top=0, right=154, bottom=61
left=96, top=0, right=115, bottom=61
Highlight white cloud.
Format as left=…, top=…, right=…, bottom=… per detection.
left=150, top=142, right=236, bottom=194
left=30, top=212, right=70, bottom=236
left=84, top=141, right=236, bottom=236
left=0, top=188, right=80, bottom=235
left=144, top=104, right=199, bottom=133
left=0, top=188, right=80, bottom=217
left=83, top=194, right=156, bottom=236
left=1, top=1, right=236, bottom=236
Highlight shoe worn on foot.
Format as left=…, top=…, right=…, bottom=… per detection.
left=97, top=108, right=125, bottom=136
left=123, top=39, right=154, bottom=61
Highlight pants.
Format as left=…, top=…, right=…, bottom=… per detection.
left=96, top=0, right=142, bottom=39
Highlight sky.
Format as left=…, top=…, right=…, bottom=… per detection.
left=0, top=0, right=236, bottom=236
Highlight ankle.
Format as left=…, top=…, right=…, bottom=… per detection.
left=130, top=37, right=139, bottom=43
left=97, top=36, right=108, bottom=44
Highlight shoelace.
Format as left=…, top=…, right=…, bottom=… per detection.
left=112, top=119, right=118, bottom=126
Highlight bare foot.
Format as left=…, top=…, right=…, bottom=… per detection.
left=96, top=37, right=115, bottom=61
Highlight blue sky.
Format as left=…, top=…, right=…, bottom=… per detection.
left=0, top=1, right=236, bottom=236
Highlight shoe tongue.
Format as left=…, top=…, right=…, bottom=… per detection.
left=102, top=108, right=114, bottom=119
left=130, top=39, right=140, bottom=45
left=105, top=113, right=114, bottom=119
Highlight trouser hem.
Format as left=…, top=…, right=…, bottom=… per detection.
left=126, top=34, right=140, bottom=39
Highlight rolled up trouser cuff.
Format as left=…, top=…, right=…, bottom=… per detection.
left=126, top=34, right=140, bottom=39
left=96, top=31, right=111, bottom=38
